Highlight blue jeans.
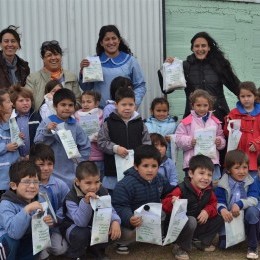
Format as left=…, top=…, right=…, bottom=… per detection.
left=0, top=233, right=35, bottom=260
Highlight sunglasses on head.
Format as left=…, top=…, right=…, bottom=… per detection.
left=42, top=40, right=59, bottom=47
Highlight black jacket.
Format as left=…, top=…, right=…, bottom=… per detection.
left=183, top=54, right=240, bottom=122
left=0, top=51, right=30, bottom=88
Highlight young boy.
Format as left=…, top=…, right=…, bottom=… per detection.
left=0, top=161, right=53, bottom=259
left=9, top=84, right=41, bottom=159
left=150, top=133, right=178, bottom=186
left=215, top=150, right=258, bottom=259
left=30, top=143, right=70, bottom=259
left=34, top=88, right=90, bottom=188
left=162, top=154, right=223, bottom=260
left=98, top=87, right=151, bottom=192
left=112, top=144, right=174, bottom=255
left=60, top=161, right=121, bottom=259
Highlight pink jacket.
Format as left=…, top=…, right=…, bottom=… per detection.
left=175, top=110, right=226, bottom=169
left=75, top=108, right=104, bottom=161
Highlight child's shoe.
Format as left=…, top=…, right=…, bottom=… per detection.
left=172, top=244, right=189, bottom=260
left=116, top=244, right=129, bottom=255
left=192, top=238, right=215, bottom=252
left=247, top=247, right=258, bottom=259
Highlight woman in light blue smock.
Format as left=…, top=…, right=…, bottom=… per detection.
left=79, top=25, right=146, bottom=108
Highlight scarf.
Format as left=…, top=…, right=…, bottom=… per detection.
left=5, top=55, right=18, bottom=84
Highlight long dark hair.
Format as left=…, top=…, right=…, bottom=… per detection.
left=96, top=25, right=132, bottom=56
left=191, top=32, right=238, bottom=84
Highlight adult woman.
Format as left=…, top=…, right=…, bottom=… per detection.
left=26, top=41, right=81, bottom=110
left=79, top=25, right=146, bottom=108
left=166, top=32, right=240, bottom=122
left=0, top=25, right=30, bottom=88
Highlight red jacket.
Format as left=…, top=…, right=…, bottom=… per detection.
left=224, top=105, right=260, bottom=171
left=162, top=182, right=218, bottom=218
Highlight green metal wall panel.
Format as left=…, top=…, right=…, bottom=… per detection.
left=165, top=0, right=260, bottom=177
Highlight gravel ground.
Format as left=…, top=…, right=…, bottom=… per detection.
left=51, top=240, right=249, bottom=259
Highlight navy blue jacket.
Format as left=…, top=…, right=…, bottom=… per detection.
left=112, top=167, right=173, bottom=229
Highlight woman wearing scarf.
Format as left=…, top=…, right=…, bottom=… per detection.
left=0, top=25, right=30, bottom=88
left=26, top=41, right=81, bottom=110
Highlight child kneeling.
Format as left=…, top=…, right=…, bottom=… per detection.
left=60, top=161, right=121, bottom=259
left=0, top=161, right=53, bottom=259
left=112, top=144, right=174, bottom=255
left=162, top=155, right=223, bottom=260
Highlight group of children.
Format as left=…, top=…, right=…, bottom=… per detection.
left=0, top=77, right=259, bottom=260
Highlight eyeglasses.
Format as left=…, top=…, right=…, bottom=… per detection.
left=41, top=40, right=59, bottom=48
left=20, top=180, right=40, bottom=186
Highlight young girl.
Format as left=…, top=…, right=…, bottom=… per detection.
left=224, top=81, right=260, bottom=177
left=74, top=90, right=104, bottom=179
left=0, top=90, right=20, bottom=195
left=145, top=97, right=178, bottom=158
left=150, top=133, right=178, bottom=187
left=175, top=89, right=226, bottom=181
left=9, top=84, right=41, bottom=159
left=215, top=150, right=258, bottom=259
left=103, top=76, right=133, bottom=121
left=39, top=79, right=63, bottom=120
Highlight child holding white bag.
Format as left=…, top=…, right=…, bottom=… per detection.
left=215, top=150, right=259, bottom=259
left=175, top=89, right=226, bottom=181
left=34, top=88, right=90, bottom=188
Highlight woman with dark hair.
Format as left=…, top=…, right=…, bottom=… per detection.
left=79, top=25, right=146, bottom=108
left=25, top=40, right=81, bottom=110
left=0, top=25, right=30, bottom=88
left=166, top=31, right=240, bottom=122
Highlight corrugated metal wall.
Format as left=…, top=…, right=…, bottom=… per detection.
left=0, top=0, right=164, bottom=117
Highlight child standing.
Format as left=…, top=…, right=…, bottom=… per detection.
left=150, top=133, right=178, bottom=186
left=34, top=88, right=90, bottom=188
left=30, top=143, right=70, bottom=259
left=39, top=79, right=62, bottom=120
left=162, top=155, right=224, bottom=260
left=103, top=76, right=133, bottom=120
left=145, top=97, right=178, bottom=158
left=9, top=84, right=41, bottom=159
left=224, top=81, right=260, bottom=177
left=0, top=161, right=53, bottom=259
left=60, top=161, right=121, bottom=259
left=112, top=145, right=174, bottom=255
left=175, top=89, right=226, bottom=181
left=74, top=90, right=104, bottom=179
left=215, top=150, right=258, bottom=259
left=0, top=90, right=19, bottom=195
left=98, top=87, right=150, bottom=192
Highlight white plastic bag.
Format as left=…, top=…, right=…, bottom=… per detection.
left=194, top=126, right=217, bottom=159
left=135, top=203, right=162, bottom=245
left=114, top=150, right=134, bottom=181
left=163, top=199, right=188, bottom=246
left=32, top=202, right=51, bottom=255
left=82, top=56, right=103, bottom=83
left=162, top=58, right=186, bottom=93
left=9, top=110, right=24, bottom=147
left=90, top=195, right=112, bottom=245
left=227, top=119, right=242, bottom=152
left=225, top=210, right=245, bottom=248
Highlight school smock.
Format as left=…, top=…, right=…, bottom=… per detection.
left=0, top=190, right=34, bottom=239
left=34, top=115, right=90, bottom=188
left=215, top=173, right=258, bottom=214
left=79, top=51, right=146, bottom=108
left=0, top=122, right=20, bottom=190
